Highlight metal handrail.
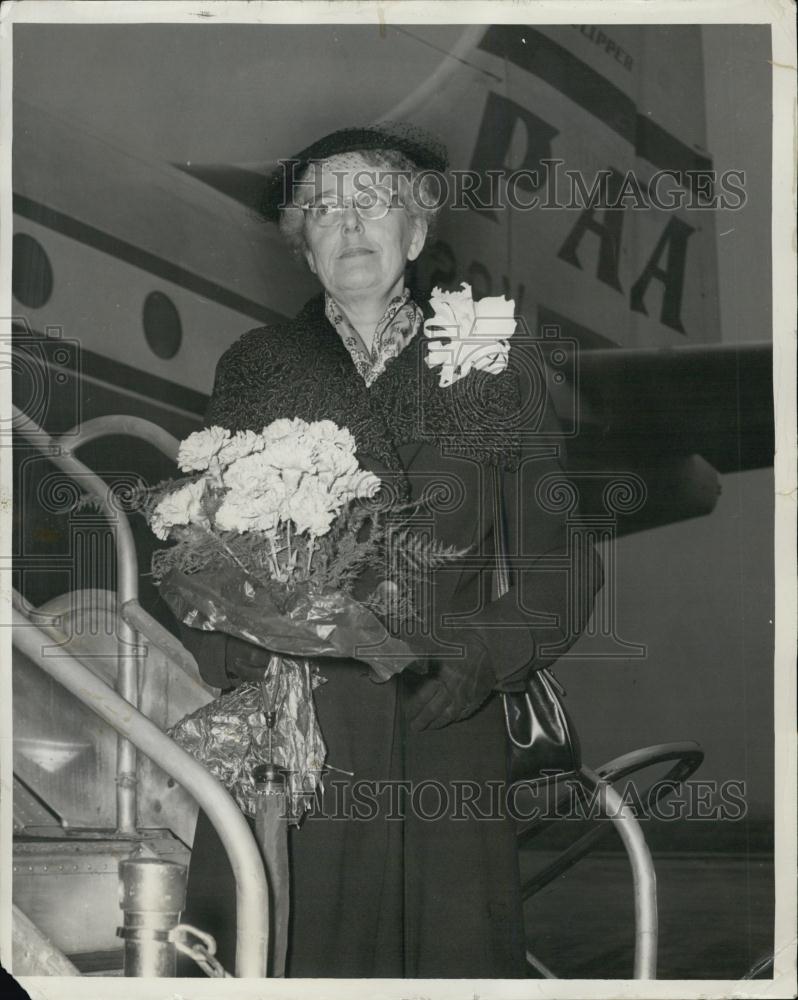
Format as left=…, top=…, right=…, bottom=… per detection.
left=120, top=597, right=208, bottom=682
left=16, top=586, right=208, bottom=690
left=518, top=741, right=704, bottom=852
left=522, top=763, right=658, bottom=979
left=61, top=414, right=181, bottom=461
left=519, top=746, right=702, bottom=914
left=12, top=409, right=183, bottom=832
left=578, top=765, right=657, bottom=979
left=12, top=408, right=270, bottom=974
left=11, top=405, right=179, bottom=833
left=11, top=602, right=269, bottom=978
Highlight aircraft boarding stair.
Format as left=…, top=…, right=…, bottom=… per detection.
left=10, top=407, right=271, bottom=978
left=12, top=588, right=212, bottom=972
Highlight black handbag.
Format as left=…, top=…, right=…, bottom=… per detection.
left=490, top=466, right=581, bottom=786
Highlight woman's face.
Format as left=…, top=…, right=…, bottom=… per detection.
left=299, top=153, right=427, bottom=304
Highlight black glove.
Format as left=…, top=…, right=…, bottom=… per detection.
left=176, top=622, right=272, bottom=690
left=404, top=633, right=496, bottom=731
left=224, top=635, right=273, bottom=685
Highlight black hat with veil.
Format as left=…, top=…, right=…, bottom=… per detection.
left=260, top=121, right=449, bottom=222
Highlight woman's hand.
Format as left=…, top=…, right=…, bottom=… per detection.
left=225, top=635, right=273, bottom=685
left=403, top=634, right=496, bottom=731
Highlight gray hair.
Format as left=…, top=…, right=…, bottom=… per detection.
left=277, top=148, right=444, bottom=261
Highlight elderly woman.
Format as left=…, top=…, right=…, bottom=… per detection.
left=177, top=123, right=602, bottom=979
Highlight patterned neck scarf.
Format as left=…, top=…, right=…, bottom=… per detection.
left=325, top=289, right=424, bottom=388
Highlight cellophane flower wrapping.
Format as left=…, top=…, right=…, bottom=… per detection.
left=168, top=655, right=325, bottom=825
left=159, top=564, right=418, bottom=683
left=159, top=564, right=421, bottom=822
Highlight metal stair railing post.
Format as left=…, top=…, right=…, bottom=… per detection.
left=518, top=742, right=704, bottom=895
left=45, top=416, right=187, bottom=684
left=578, top=765, right=658, bottom=979
left=11, top=603, right=269, bottom=978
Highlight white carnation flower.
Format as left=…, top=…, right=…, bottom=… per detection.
left=293, top=504, right=335, bottom=537
left=150, top=513, right=171, bottom=541
left=213, top=494, right=248, bottom=532
left=262, top=417, right=308, bottom=443
left=152, top=480, right=207, bottom=537
left=263, top=438, right=317, bottom=491
left=335, top=469, right=382, bottom=503
left=216, top=430, right=266, bottom=470
left=424, top=282, right=516, bottom=388
left=313, top=440, right=359, bottom=487
left=306, top=420, right=357, bottom=453
left=177, top=426, right=231, bottom=472
left=285, top=478, right=338, bottom=536
left=223, top=451, right=285, bottom=497
left=214, top=489, right=282, bottom=534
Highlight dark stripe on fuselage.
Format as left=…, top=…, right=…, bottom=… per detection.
left=14, top=322, right=209, bottom=420
left=13, top=194, right=287, bottom=326
left=478, top=27, right=714, bottom=176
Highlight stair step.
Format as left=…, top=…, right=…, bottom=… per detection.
left=69, top=949, right=125, bottom=975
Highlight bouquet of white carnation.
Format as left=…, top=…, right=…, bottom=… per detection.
left=139, top=417, right=464, bottom=822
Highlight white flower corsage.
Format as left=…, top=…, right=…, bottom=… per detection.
left=423, top=282, right=517, bottom=388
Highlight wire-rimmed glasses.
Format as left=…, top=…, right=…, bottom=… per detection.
left=299, top=184, right=402, bottom=226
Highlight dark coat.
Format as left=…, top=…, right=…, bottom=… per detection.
left=177, top=293, right=603, bottom=978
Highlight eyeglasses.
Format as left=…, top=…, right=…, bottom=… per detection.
left=300, top=185, right=402, bottom=226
